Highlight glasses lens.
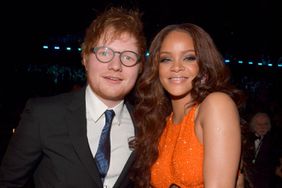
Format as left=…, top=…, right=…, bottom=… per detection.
left=93, top=47, right=140, bottom=66
left=95, top=47, right=113, bottom=63
left=120, top=51, right=139, bottom=66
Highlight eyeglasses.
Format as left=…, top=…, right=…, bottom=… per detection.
left=91, top=46, right=141, bottom=67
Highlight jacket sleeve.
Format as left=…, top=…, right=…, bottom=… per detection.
left=0, top=98, right=42, bottom=187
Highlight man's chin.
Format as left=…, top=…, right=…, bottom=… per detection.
left=106, top=95, right=125, bottom=102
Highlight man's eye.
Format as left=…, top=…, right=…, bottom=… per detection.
left=100, top=51, right=110, bottom=56
left=124, top=55, right=133, bottom=60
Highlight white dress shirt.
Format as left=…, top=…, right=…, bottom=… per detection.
left=85, top=85, right=135, bottom=188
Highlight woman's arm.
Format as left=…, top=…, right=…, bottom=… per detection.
left=200, top=92, right=241, bottom=188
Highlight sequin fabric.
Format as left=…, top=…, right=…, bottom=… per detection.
left=151, top=105, right=204, bottom=188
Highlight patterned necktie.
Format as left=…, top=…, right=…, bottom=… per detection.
left=95, top=110, right=115, bottom=181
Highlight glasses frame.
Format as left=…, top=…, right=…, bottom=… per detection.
left=91, top=46, right=141, bottom=67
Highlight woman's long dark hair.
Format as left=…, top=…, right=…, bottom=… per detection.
left=130, top=23, right=244, bottom=187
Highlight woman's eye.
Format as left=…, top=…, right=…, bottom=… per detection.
left=159, top=57, right=171, bottom=63
left=184, top=55, right=197, bottom=62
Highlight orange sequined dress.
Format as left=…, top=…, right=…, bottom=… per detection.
left=151, top=105, right=204, bottom=188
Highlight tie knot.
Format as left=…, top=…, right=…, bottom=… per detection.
left=105, top=110, right=115, bottom=124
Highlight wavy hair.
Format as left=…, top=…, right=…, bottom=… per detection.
left=130, top=23, right=244, bottom=187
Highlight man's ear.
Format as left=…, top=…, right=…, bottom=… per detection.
left=82, top=56, right=88, bottom=71
left=138, top=63, right=144, bottom=74
left=138, top=67, right=142, bottom=74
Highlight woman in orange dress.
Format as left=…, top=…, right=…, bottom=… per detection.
left=131, top=23, right=244, bottom=187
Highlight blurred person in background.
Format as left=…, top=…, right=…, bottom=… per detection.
left=242, top=112, right=276, bottom=188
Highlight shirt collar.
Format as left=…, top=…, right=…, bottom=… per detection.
left=86, top=85, right=124, bottom=125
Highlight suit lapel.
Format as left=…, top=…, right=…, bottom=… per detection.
left=114, top=151, right=136, bottom=187
left=66, top=88, right=103, bottom=187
